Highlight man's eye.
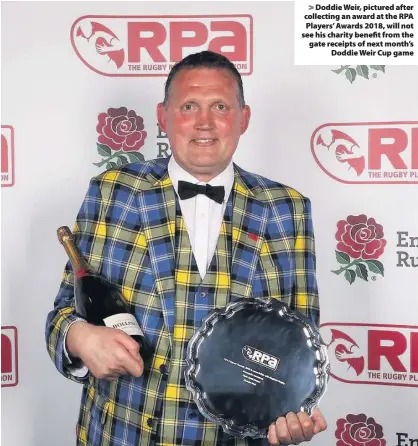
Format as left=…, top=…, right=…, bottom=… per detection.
left=216, top=104, right=226, bottom=111
left=182, top=104, right=193, bottom=111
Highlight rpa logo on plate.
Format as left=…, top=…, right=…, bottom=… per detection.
left=242, top=345, right=279, bottom=370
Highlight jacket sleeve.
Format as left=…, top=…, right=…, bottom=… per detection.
left=293, top=197, right=320, bottom=329
left=45, top=177, right=105, bottom=383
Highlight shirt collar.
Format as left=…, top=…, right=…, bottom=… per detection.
left=168, top=155, right=234, bottom=202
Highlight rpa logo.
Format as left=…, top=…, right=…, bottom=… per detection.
left=321, top=323, right=418, bottom=387
left=71, top=15, right=253, bottom=76
left=311, top=121, right=418, bottom=184
left=242, top=345, right=280, bottom=370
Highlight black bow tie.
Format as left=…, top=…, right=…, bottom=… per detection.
left=178, top=180, right=225, bottom=204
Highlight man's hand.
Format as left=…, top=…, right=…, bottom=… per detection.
left=267, top=408, right=327, bottom=445
left=66, top=322, right=144, bottom=380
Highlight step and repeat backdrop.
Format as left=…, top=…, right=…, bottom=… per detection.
left=2, top=2, right=417, bottom=446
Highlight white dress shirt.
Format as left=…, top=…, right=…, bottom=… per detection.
left=65, top=156, right=235, bottom=375
left=168, top=155, right=234, bottom=279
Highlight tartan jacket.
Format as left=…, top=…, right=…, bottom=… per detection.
left=45, top=157, right=320, bottom=446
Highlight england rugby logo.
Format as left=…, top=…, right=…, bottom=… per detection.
left=332, top=214, right=386, bottom=284
left=93, top=107, right=147, bottom=169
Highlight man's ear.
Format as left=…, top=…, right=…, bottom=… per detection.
left=157, top=103, right=167, bottom=133
left=240, top=105, right=251, bottom=135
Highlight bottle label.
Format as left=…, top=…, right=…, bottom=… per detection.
left=103, top=313, right=144, bottom=337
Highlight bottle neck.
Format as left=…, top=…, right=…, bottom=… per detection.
left=74, top=268, right=90, bottom=279
left=58, top=229, right=91, bottom=278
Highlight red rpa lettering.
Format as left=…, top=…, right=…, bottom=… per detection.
left=127, top=21, right=247, bottom=63
left=1, top=134, right=8, bottom=173
left=368, top=330, right=418, bottom=373
left=207, top=21, right=247, bottom=61
left=170, top=22, right=208, bottom=61
left=413, top=127, right=418, bottom=170
left=1, top=334, right=12, bottom=373
left=128, top=22, right=166, bottom=63
left=368, top=127, right=418, bottom=170
left=412, top=331, right=418, bottom=373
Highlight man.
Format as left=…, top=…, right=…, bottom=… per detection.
left=45, top=50, right=327, bottom=446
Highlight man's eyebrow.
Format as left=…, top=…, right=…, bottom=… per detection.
left=179, top=97, right=230, bottom=104
left=179, top=98, right=198, bottom=104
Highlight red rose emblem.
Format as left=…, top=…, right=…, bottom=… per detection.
left=335, top=414, right=386, bottom=446
left=335, top=214, right=386, bottom=260
left=96, top=107, right=147, bottom=152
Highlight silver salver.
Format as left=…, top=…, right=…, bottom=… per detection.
left=185, top=298, right=330, bottom=439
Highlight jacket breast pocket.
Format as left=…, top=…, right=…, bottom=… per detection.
left=104, top=227, right=154, bottom=302
left=252, top=240, right=292, bottom=300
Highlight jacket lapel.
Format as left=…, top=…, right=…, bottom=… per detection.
left=136, top=164, right=176, bottom=341
left=135, top=160, right=270, bottom=338
left=230, top=166, right=269, bottom=300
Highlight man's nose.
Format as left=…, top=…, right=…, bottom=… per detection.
left=194, top=109, right=215, bottom=129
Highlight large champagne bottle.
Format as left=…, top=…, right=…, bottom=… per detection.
left=57, top=226, right=152, bottom=362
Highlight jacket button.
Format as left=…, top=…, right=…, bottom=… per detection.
left=188, top=411, right=197, bottom=419
left=147, top=418, right=154, bottom=427
left=159, top=364, right=168, bottom=374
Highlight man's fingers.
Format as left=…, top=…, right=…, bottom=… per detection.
left=118, top=332, right=144, bottom=376
left=117, top=332, right=142, bottom=358
left=297, top=411, right=314, bottom=441
left=311, top=408, right=327, bottom=434
left=74, top=326, right=145, bottom=379
left=268, top=410, right=327, bottom=445
left=268, top=422, right=280, bottom=445
left=122, top=353, right=144, bottom=378
left=285, top=412, right=304, bottom=444
left=115, top=343, right=144, bottom=377
left=275, top=416, right=291, bottom=445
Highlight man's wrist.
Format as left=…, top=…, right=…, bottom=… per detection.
left=66, top=319, right=88, bottom=360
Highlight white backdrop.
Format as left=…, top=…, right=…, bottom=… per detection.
left=2, top=2, right=418, bottom=446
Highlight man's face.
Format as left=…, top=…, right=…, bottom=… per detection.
left=157, top=68, right=251, bottom=181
